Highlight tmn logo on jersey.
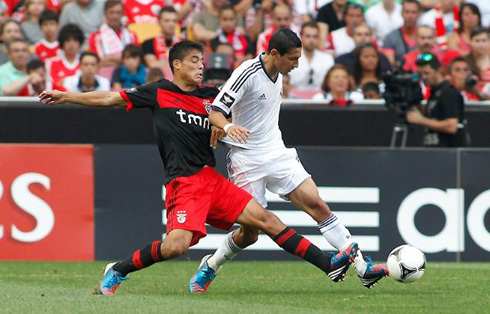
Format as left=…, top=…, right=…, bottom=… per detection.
left=177, top=210, right=187, bottom=223
left=258, top=93, right=267, bottom=100
left=220, top=92, right=235, bottom=108
left=176, top=109, right=211, bottom=129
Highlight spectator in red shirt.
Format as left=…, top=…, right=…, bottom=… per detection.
left=88, top=0, right=137, bottom=67
left=403, top=25, right=440, bottom=73
left=142, top=6, right=181, bottom=72
left=34, top=10, right=59, bottom=62
left=123, top=0, right=165, bottom=24
left=448, top=3, right=482, bottom=56
left=45, top=23, right=83, bottom=87
left=210, top=5, right=253, bottom=67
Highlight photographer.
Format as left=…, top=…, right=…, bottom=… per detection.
left=406, top=53, right=468, bottom=147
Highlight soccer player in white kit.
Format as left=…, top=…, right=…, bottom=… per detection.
left=190, top=29, right=388, bottom=292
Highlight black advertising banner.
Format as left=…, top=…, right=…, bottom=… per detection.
left=94, top=145, right=490, bottom=262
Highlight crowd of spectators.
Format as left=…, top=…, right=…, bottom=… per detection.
left=0, top=0, right=487, bottom=104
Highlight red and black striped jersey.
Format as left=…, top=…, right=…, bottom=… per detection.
left=120, top=79, right=219, bottom=184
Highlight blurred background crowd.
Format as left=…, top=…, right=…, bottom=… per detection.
left=0, top=0, right=487, bottom=104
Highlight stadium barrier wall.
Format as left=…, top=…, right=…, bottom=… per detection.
left=3, top=144, right=489, bottom=262
left=2, top=99, right=490, bottom=147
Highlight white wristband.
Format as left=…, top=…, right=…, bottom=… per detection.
left=223, top=123, right=234, bottom=133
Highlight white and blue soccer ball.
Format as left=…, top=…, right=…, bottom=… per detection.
left=387, top=244, right=426, bottom=283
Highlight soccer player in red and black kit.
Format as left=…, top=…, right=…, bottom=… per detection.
left=39, top=40, right=358, bottom=295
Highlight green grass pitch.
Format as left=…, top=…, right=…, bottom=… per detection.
left=0, top=261, right=488, bottom=314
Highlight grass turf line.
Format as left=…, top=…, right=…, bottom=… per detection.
left=0, top=261, right=488, bottom=314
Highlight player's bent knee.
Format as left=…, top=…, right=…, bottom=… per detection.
left=161, top=242, right=189, bottom=259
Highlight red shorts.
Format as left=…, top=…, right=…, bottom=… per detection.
left=165, top=167, right=252, bottom=246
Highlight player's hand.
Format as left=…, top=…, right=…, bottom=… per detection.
left=210, top=126, right=226, bottom=149
left=406, top=108, right=425, bottom=125
left=38, top=90, right=67, bottom=106
left=226, top=125, right=250, bottom=144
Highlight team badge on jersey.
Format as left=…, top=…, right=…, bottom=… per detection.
left=177, top=210, right=187, bottom=223
left=220, top=92, right=235, bottom=108
left=203, top=99, right=212, bottom=114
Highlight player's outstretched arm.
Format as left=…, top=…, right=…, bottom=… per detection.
left=39, top=90, right=127, bottom=108
left=209, top=110, right=250, bottom=144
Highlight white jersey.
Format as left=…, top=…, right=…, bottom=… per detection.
left=212, top=53, right=285, bottom=151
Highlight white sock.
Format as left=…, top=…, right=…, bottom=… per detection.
left=318, top=214, right=367, bottom=276
left=207, top=231, right=243, bottom=271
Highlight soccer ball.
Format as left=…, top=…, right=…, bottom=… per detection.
left=387, top=245, right=426, bottom=283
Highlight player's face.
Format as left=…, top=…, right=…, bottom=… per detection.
left=274, top=47, right=301, bottom=75
left=178, top=50, right=204, bottom=84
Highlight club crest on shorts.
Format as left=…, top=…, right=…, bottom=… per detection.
left=220, top=92, right=235, bottom=108
left=177, top=210, right=187, bottom=223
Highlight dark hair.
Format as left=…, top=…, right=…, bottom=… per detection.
left=300, top=21, right=319, bottom=35
left=168, top=40, right=204, bottom=73
left=346, top=3, right=364, bottom=14
left=353, top=43, right=381, bottom=86
left=0, top=19, right=22, bottom=38
left=6, top=37, right=28, bottom=51
left=267, top=28, right=302, bottom=55
left=27, top=59, right=44, bottom=72
left=470, top=26, right=488, bottom=39
left=159, top=6, right=177, bottom=19
left=58, top=23, right=85, bottom=47
left=39, top=10, right=58, bottom=26
left=104, top=0, right=123, bottom=12
left=321, top=64, right=353, bottom=93
left=362, top=81, right=380, bottom=94
left=448, top=56, right=469, bottom=73
left=80, top=51, right=100, bottom=63
left=219, top=4, right=235, bottom=17
left=415, top=53, right=441, bottom=69
left=402, top=0, right=421, bottom=11
left=459, top=3, right=481, bottom=34
left=122, top=44, right=143, bottom=63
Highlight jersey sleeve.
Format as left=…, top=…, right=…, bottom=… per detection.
left=119, top=82, right=158, bottom=111
left=211, top=62, right=255, bottom=115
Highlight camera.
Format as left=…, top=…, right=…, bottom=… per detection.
left=382, top=72, right=423, bottom=113
left=465, top=75, right=478, bottom=88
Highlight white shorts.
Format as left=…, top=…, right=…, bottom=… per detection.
left=226, top=147, right=311, bottom=208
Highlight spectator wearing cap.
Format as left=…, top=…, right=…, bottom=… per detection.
left=402, top=25, right=441, bottom=73
left=210, top=5, right=253, bottom=67
left=336, top=24, right=392, bottom=75
left=289, top=21, right=334, bottom=91
left=447, top=3, right=481, bottom=56
left=63, top=51, right=110, bottom=92
left=44, top=23, right=83, bottom=87
left=313, top=64, right=364, bottom=105
left=88, top=0, right=138, bottom=67
left=59, top=0, right=104, bottom=40
left=406, top=52, right=468, bottom=147
left=328, top=3, right=364, bottom=57
left=383, top=0, right=420, bottom=66
left=467, top=27, right=490, bottom=98
left=365, top=0, right=403, bottom=44
left=34, top=10, right=59, bottom=62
